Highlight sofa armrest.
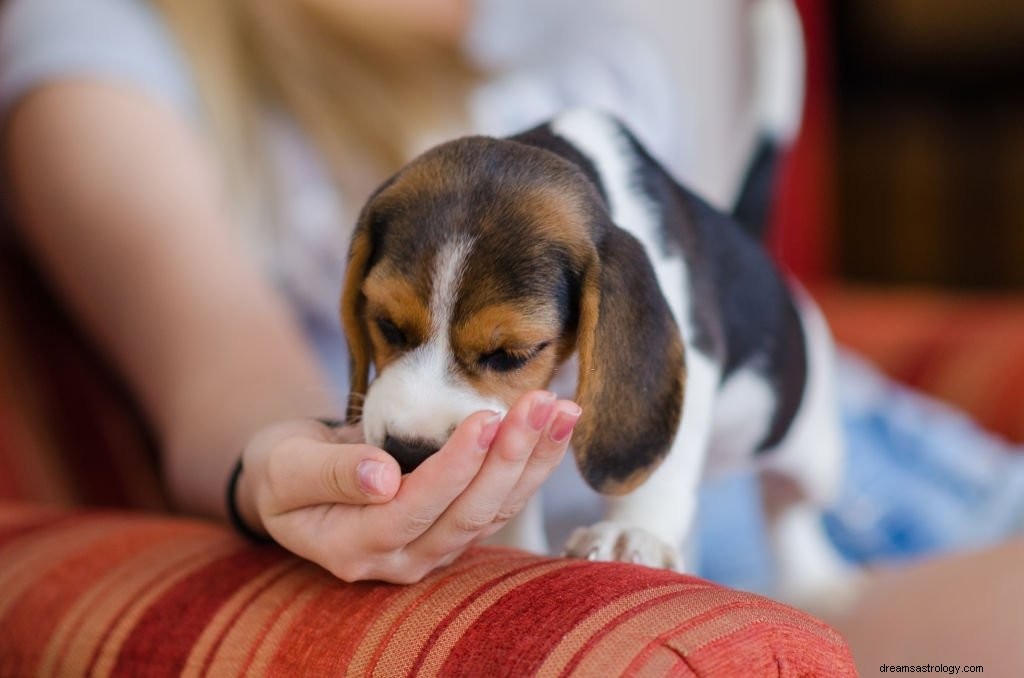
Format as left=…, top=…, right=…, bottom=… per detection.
left=819, top=286, right=1024, bottom=443
left=0, top=503, right=855, bottom=677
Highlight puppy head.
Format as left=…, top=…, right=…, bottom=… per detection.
left=341, top=135, right=683, bottom=490
left=341, top=137, right=594, bottom=472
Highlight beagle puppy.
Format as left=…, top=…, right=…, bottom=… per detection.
left=341, top=109, right=848, bottom=597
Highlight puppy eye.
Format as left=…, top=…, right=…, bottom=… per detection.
left=375, top=317, right=408, bottom=348
left=479, top=341, right=551, bottom=373
left=479, top=349, right=529, bottom=373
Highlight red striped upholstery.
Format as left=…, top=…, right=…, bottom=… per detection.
left=0, top=504, right=856, bottom=677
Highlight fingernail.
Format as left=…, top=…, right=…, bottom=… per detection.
left=357, top=459, right=388, bottom=496
left=548, top=406, right=582, bottom=443
left=478, top=411, right=503, bottom=449
left=528, top=392, right=556, bottom=430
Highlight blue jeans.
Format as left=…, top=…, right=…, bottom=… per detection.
left=695, top=352, right=1024, bottom=594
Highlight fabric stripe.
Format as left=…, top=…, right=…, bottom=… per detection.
left=673, top=616, right=856, bottom=677
left=531, top=582, right=703, bottom=677
left=659, top=595, right=843, bottom=656
left=440, top=560, right=690, bottom=676
left=615, top=597, right=849, bottom=678
left=183, top=558, right=303, bottom=677
left=0, top=515, right=120, bottom=622
left=562, top=588, right=744, bottom=677
left=109, top=545, right=288, bottom=676
left=346, top=548, right=527, bottom=677
left=263, top=578, right=404, bottom=675
left=239, top=572, right=327, bottom=676
left=83, top=537, right=241, bottom=677
left=408, top=559, right=573, bottom=676
left=633, top=646, right=697, bottom=678
left=261, top=549, right=528, bottom=676
left=567, top=587, right=848, bottom=676
left=207, top=563, right=322, bottom=676
left=568, top=594, right=753, bottom=677
left=258, top=553, right=513, bottom=675
left=0, top=515, right=219, bottom=677
left=41, top=528, right=230, bottom=677
left=0, top=516, right=142, bottom=677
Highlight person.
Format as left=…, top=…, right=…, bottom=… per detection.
left=0, top=0, right=680, bottom=584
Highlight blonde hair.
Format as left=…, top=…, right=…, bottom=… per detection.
left=151, top=0, right=476, bottom=227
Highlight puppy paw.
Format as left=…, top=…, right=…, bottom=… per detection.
left=563, top=521, right=682, bottom=571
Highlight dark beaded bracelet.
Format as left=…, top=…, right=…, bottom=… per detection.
left=225, top=456, right=274, bottom=544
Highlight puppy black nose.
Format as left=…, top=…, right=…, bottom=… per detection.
left=382, top=436, right=439, bottom=474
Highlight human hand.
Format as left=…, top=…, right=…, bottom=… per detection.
left=235, top=390, right=581, bottom=583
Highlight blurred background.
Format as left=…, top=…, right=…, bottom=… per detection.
left=835, top=1, right=1024, bottom=291
left=632, top=0, right=1024, bottom=291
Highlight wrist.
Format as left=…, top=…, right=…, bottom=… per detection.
left=226, top=456, right=273, bottom=543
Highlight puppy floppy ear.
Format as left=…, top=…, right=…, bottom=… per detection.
left=340, top=213, right=377, bottom=424
left=572, top=227, right=685, bottom=495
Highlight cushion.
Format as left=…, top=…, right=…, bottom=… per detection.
left=0, top=503, right=856, bottom=676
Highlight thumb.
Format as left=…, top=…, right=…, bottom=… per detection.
left=350, top=449, right=403, bottom=501
left=267, top=441, right=402, bottom=510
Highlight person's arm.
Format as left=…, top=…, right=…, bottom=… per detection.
left=823, top=539, right=1024, bottom=676
left=4, top=81, right=580, bottom=582
left=5, top=81, right=336, bottom=518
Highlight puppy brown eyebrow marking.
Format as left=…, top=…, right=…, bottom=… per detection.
left=453, top=303, right=561, bottom=357
left=362, top=271, right=430, bottom=345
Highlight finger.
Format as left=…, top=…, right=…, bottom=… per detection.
left=408, top=391, right=557, bottom=557
left=366, top=409, right=502, bottom=549
left=260, top=438, right=402, bottom=513
left=490, top=401, right=580, bottom=528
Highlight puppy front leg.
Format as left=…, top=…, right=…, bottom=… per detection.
left=563, top=439, right=705, bottom=571
left=564, top=351, right=720, bottom=572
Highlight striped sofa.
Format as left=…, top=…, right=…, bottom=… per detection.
left=0, top=508, right=854, bottom=677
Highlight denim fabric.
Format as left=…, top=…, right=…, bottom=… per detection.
left=696, top=352, right=1024, bottom=593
